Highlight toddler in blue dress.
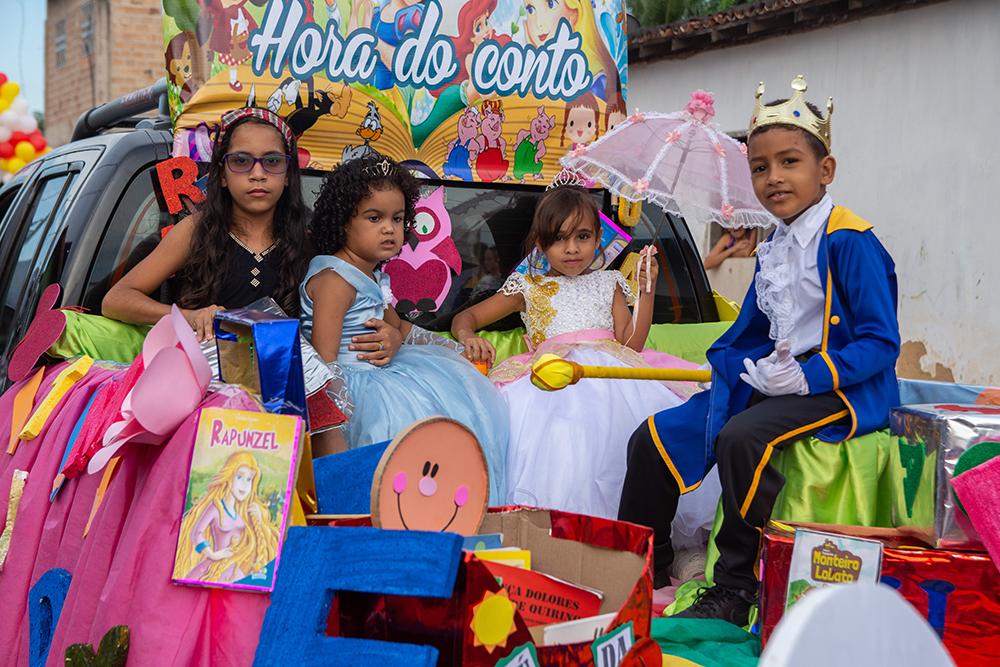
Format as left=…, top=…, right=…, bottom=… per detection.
left=300, top=154, right=509, bottom=501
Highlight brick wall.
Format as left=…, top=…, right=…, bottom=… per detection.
left=45, top=0, right=162, bottom=147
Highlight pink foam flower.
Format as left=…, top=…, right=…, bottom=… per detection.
left=713, top=142, right=727, bottom=157
left=630, top=110, right=646, bottom=122
left=685, top=90, right=716, bottom=122
left=666, top=130, right=681, bottom=144
left=634, top=178, right=650, bottom=194
left=570, top=144, right=588, bottom=158
left=721, top=203, right=735, bottom=221
left=739, top=143, right=748, bottom=156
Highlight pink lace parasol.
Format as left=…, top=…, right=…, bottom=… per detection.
left=560, top=91, right=776, bottom=229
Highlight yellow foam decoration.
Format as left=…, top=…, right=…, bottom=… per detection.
left=18, top=356, right=93, bottom=441
left=0, top=469, right=28, bottom=571
left=530, top=353, right=712, bottom=392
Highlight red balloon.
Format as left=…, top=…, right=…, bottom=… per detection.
left=9, top=131, right=26, bottom=145
left=29, top=134, right=46, bottom=152
left=0, top=142, right=12, bottom=159
left=0, top=72, right=7, bottom=86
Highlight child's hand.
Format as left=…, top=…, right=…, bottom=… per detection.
left=635, top=245, right=659, bottom=293
left=182, top=305, right=224, bottom=342
left=462, top=336, right=496, bottom=366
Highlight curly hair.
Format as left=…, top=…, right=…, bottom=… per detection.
left=309, top=154, right=421, bottom=257
left=177, top=115, right=310, bottom=316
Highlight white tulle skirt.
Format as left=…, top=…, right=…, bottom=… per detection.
left=497, top=344, right=721, bottom=541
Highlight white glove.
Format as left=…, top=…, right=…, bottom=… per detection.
left=740, top=340, right=810, bottom=397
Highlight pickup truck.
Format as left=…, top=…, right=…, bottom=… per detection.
left=0, top=81, right=723, bottom=384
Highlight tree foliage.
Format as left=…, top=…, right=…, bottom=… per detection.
left=631, top=0, right=742, bottom=27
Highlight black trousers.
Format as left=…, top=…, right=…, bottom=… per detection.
left=618, top=391, right=849, bottom=592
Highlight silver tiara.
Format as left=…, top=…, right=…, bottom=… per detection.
left=364, top=157, right=392, bottom=178
left=546, top=168, right=587, bottom=191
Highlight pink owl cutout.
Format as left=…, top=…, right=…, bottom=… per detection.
left=383, top=187, right=462, bottom=313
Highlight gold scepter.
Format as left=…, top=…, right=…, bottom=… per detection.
left=530, top=353, right=712, bottom=391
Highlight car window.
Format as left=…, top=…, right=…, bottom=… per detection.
left=81, top=166, right=176, bottom=313
left=618, top=206, right=708, bottom=324
left=0, top=183, right=23, bottom=231
left=0, top=174, right=75, bottom=378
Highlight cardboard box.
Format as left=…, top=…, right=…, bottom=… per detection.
left=317, top=507, right=653, bottom=666
left=890, top=403, right=1000, bottom=549
left=760, top=520, right=1000, bottom=666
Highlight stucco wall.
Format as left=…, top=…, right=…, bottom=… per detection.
left=628, top=0, right=999, bottom=385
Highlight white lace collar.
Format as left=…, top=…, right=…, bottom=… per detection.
left=753, top=194, right=833, bottom=341
left=774, top=194, right=833, bottom=249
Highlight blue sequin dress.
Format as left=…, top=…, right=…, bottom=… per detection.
left=300, top=255, right=509, bottom=502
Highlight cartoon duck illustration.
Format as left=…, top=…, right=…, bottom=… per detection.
left=342, top=101, right=384, bottom=162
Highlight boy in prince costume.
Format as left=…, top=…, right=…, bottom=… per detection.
left=618, top=76, right=901, bottom=625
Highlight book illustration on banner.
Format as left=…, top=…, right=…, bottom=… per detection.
left=172, top=408, right=303, bottom=592
left=370, top=416, right=489, bottom=536
left=513, top=211, right=632, bottom=277
left=542, top=611, right=618, bottom=646
left=785, top=528, right=883, bottom=611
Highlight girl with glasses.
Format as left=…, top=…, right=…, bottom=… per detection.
left=102, top=108, right=310, bottom=341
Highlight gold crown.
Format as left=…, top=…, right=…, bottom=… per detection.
left=749, top=75, right=833, bottom=151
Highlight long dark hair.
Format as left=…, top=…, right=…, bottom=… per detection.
left=177, top=115, right=309, bottom=316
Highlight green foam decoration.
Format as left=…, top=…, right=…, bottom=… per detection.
left=952, top=441, right=1000, bottom=515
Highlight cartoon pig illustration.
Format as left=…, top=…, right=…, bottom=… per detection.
left=443, top=106, right=481, bottom=181
left=513, top=106, right=557, bottom=181
left=474, top=100, right=508, bottom=183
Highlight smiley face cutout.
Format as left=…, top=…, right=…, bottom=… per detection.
left=371, top=417, right=489, bottom=536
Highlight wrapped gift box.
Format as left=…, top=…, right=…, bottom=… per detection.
left=314, top=508, right=653, bottom=666
left=760, top=521, right=1000, bottom=666
left=890, top=404, right=1000, bottom=549
left=214, top=307, right=306, bottom=420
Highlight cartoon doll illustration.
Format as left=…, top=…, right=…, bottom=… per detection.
left=175, top=451, right=279, bottom=584
left=513, top=106, right=556, bottom=181
left=475, top=99, right=508, bottom=183
left=520, top=0, right=621, bottom=102
left=443, top=106, right=481, bottom=181
left=560, top=92, right=600, bottom=150
left=198, top=0, right=260, bottom=92
left=165, top=31, right=198, bottom=104
left=372, top=0, right=426, bottom=89
left=605, top=94, right=627, bottom=133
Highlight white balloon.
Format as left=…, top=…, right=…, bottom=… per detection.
left=0, top=110, right=16, bottom=129
left=10, top=98, right=28, bottom=114
left=0, top=126, right=10, bottom=142
left=16, top=115, right=37, bottom=133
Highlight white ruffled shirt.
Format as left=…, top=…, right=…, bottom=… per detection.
left=754, top=193, right=832, bottom=356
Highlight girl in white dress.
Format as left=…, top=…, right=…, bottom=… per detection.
left=452, top=186, right=721, bottom=537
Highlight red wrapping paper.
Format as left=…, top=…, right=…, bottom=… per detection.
left=320, top=507, right=653, bottom=665
left=761, top=523, right=1000, bottom=665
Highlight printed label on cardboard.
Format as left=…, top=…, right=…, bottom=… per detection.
left=591, top=621, right=634, bottom=667
left=496, top=642, right=540, bottom=667
left=786, top=528, right=883, bottom=611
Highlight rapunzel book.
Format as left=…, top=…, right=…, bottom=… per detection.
left=172, top=407, right=302, bottom=593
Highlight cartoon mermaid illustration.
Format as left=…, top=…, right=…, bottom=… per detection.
left=520, top=0, right=621, bottom=102
left=175, top=451, right=279, bottom=584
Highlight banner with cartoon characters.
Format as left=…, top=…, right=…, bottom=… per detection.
left=162, top=0, right=628, bottom=182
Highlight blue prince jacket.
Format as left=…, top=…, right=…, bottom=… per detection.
left=647, top=206, right=901, bottom=493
